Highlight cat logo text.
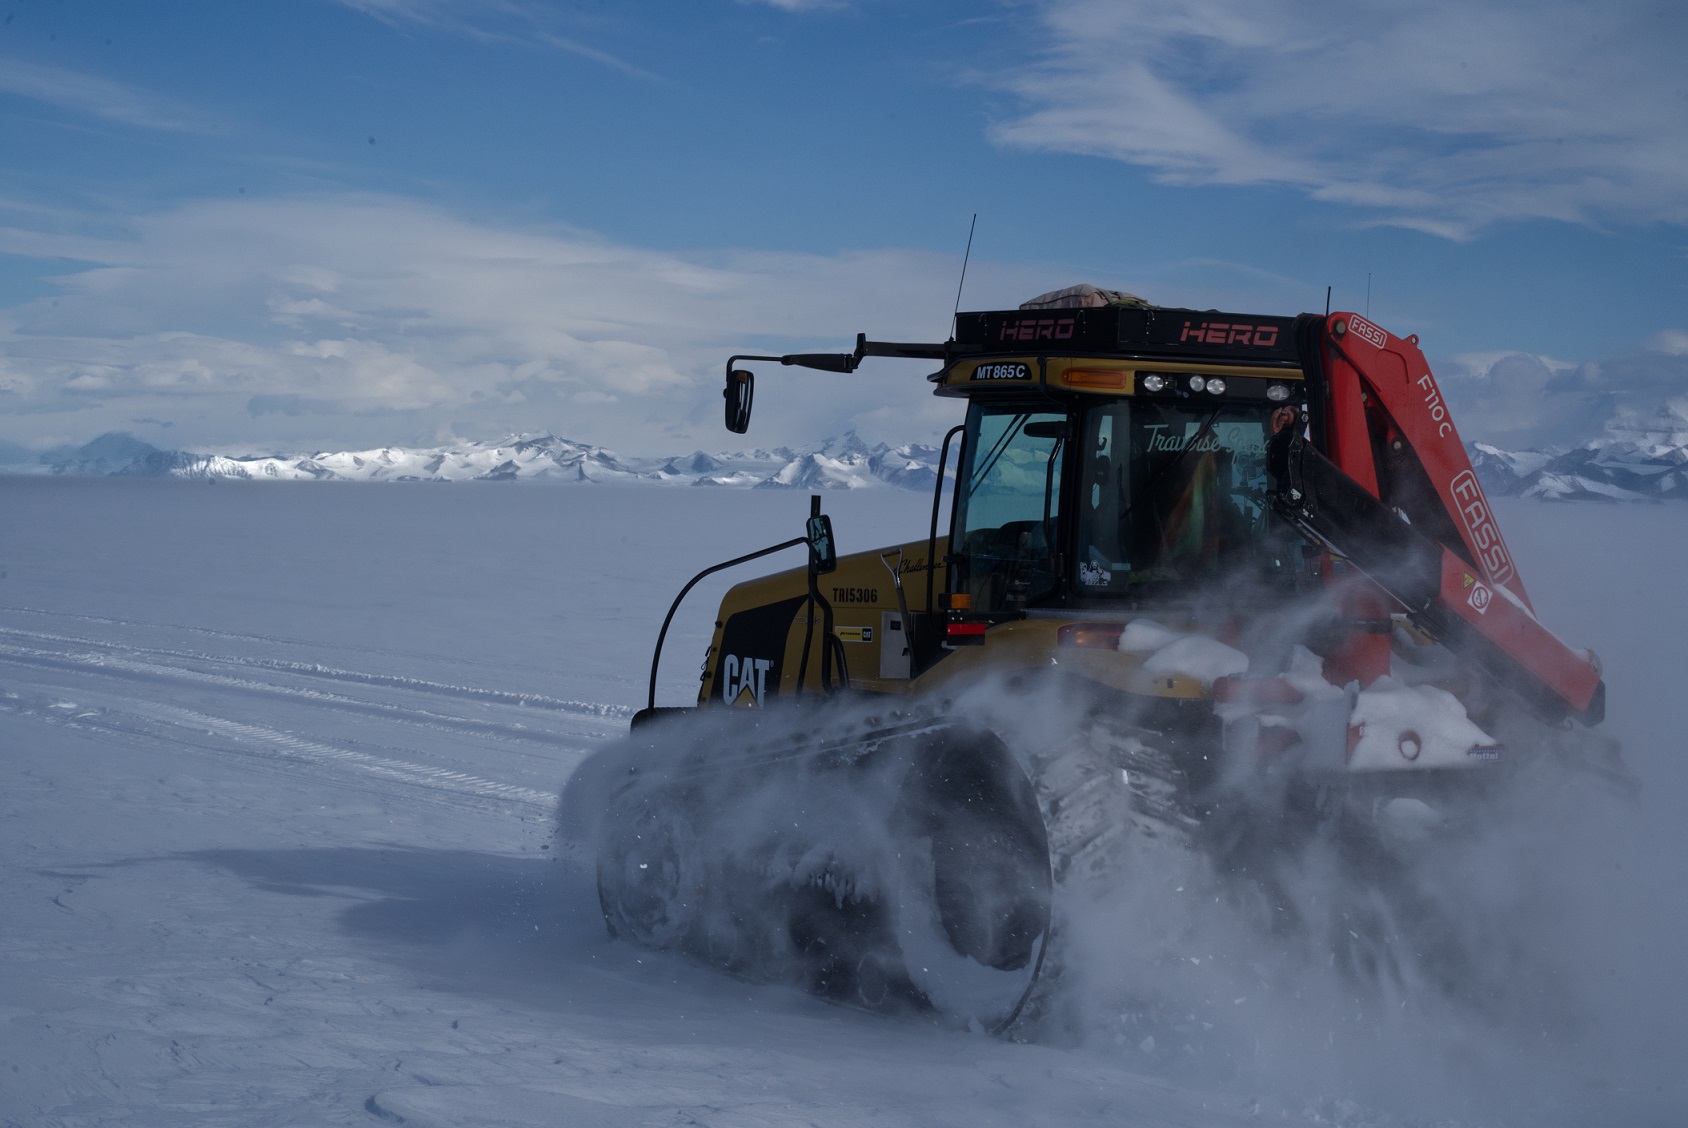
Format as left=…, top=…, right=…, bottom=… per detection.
left=721, top=654, right=772, bottom=707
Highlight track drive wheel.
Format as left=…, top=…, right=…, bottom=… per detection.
left=892, top=727, right=1053, bottom=1032
left=596, top=786, right=702, bottom=950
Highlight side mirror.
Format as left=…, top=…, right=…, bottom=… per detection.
left=725, top=369, right=754, bottom=434
left=806, top=513, right=837, bottom=575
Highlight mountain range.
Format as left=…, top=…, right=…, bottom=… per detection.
left=10, top=400, right=1688, bottom=500
left=1468, top=402, right=1688, bottom=501
left=10, top=431, right=947, bottom=491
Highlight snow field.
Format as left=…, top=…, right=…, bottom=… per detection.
left=0, top=478, right=1683, bottom=1126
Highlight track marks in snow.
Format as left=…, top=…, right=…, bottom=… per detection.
left=1, top=689, right=558, bottom=810
left=1, top=602, right=472, bottom=673
left=235, top=659, right=628, bottom=718
left=0, top=623, right=630, bottom=719
left=0, top=630, right=622, bottom=758
left=153, top=704, right=559, bottom=808
left=0, top=617, right=612, bottom=816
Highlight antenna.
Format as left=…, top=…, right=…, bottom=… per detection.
left=1366, top=273, right=1372, bottom=318
left=1325, top=286, right=1331, bottom=316
left=950, top=213, right=977, bottom=338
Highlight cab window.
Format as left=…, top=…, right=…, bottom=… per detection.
left=1074, top=400, right=1279, bottom=593
left=953, top=405, right=1067, bottom=612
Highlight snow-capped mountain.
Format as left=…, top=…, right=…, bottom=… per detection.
left=753, top=439, right=944, bottom=492
left=23, top=400, right=1688, bottom=501
left=25, top=431, right=949, bottom=491
left=1470, top=402, right=1688, bottom=501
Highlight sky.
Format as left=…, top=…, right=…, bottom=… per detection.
left=0, top=0, right=1685, bottom=457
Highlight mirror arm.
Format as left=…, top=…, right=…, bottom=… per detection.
left=731, top=337, right=956, bottom=379
left=726, top=353, right=784, bottom=373
left=724, top=337, right=965, bottom=434
left=781, top=353, right=859, bottom=373
left=854, top=336, right=953, bottom=362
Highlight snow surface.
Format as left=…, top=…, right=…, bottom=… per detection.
left=1, top=479, right=1685, bottom=1126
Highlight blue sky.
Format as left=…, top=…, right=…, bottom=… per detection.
left=1, top=0, right=1685, bottom=455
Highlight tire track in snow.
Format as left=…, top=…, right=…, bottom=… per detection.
left=156, top=704, right=561, bottom=808
left=2, top=689, right=559, bottom=810
left=0, top=637, right=615, bottom=751
left=0, top=623, right=631, bottom=719
left=0, top=610, right=598, bottom=813
left=0, top=602, right=472, bottom=672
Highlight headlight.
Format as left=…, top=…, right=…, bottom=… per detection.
left=1187, top=375, right=1206, bottom=392
left=1140, top=373, right=1167, bottom=393
left=1266, top=384, right=1291, bottom=402
left=1205, top=377, right=1227, bottom=395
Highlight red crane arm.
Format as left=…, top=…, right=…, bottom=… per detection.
left=1270, top=313, right=1604, bottom=724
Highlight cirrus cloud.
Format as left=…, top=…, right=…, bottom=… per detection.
left=989, top=0, right=1688, bottom=238
left=0, top=58, right=226, bottom=135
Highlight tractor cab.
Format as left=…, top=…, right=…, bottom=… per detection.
left=936, top=294, right=1314, bottom=621
left=946, top=376, right=1311, bottom=618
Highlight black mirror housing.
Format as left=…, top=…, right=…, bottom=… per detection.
left=725, top=369, right=754, bottom=433
left=806, top=513, right=837, bottom=574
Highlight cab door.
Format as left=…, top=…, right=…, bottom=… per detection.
left=951, top=405, right=1070, bottom=613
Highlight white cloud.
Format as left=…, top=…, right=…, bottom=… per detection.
left=0, top=195, right=967, bottom=452
left=330, top=0, right=525, bottom=32
left=740, top=0, right=847, bottom=10
left=0, top=59, right=224, bottom=134
left=1642, top=329, right=1688, bottom=357
left=1440, top=336, right=1688, bottom=449
left=990, top=0, right=1688, bottom=237
left=2, top=192, right=1681, bottom=455
left=328, top=0, right=662, bottom=81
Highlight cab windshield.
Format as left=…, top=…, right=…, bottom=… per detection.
left=1074, top=400, right=1288, bottom=594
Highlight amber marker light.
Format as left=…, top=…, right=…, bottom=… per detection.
left=1064, top=369, right=1130, bottom=390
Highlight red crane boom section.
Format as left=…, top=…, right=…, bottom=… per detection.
left=1311, top=313, right=1603, bottom=721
